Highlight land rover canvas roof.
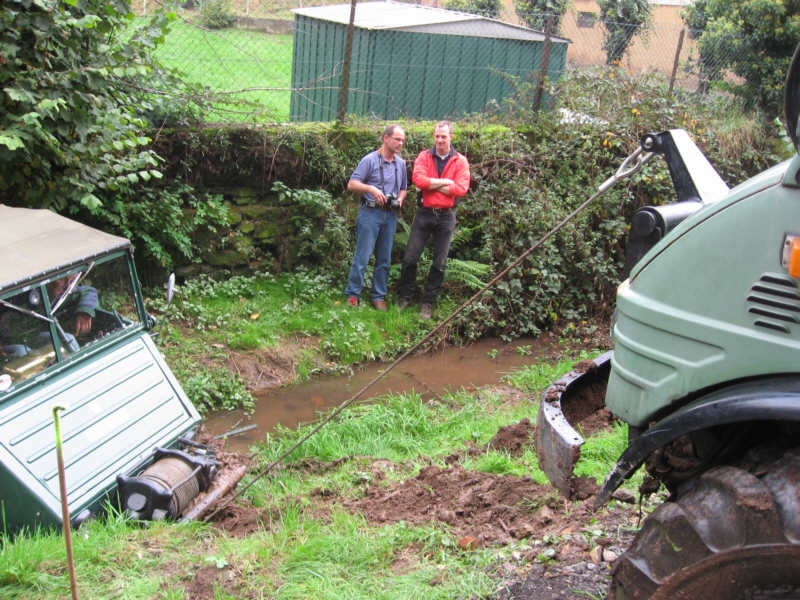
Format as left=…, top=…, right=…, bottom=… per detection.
left=0, top=205, right=130, bottom=291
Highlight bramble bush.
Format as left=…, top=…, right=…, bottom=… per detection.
left=1, top=0, right=230, bottom=274
left=446, top=65, right=778, bottom=340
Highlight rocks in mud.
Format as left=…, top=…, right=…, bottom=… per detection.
left=603, top=548, right=619, bottom=562
left=589, top=545, right=620, bottom=565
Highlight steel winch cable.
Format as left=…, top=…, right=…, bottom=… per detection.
left=200, top=145, right=653, bottom=523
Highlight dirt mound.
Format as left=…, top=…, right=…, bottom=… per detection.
left=488, top=418, right=535, bottom=455
left=199, top=335, right=322, bottom=392
left=210, top=500, right=267, bottom=537
left=349, top=464, right=577, bottom=546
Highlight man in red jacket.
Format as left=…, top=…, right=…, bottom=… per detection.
left=397, top=121, right=470, bottom=320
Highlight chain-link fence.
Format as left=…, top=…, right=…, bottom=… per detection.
left=143, top=0, right=754, bottom=123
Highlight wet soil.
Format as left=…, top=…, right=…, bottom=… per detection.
left=193, top=324, right=633, bottom=599
left=201, top=441, right=643, bottom=600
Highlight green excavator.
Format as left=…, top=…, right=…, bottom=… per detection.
left=536, top=42, right=800, bottom=599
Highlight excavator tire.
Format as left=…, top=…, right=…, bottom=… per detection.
left=609, top=447, right=800, bottom=600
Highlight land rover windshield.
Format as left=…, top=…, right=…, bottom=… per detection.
left=0, top=205, right=143, bottom=393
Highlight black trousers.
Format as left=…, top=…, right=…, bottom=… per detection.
left=397, top=207, right=456, bottom=305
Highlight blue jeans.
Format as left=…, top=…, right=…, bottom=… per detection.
left=397, top=207, right=456, bottom=305
left=344, top=205, right=398, bottom=301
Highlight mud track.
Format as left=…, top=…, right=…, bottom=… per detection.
left=199, top=414, right=646, bottom=600
left=193, top=326, right=644, bottom=599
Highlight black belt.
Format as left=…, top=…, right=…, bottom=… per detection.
left=362, top=200, right=394, bottom=210
left=421, top=206, right=454, bottom=213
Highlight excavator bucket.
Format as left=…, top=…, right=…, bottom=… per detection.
left=535, top=351, right=612, bottom=497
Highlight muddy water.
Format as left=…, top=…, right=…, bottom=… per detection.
left=204, top=336, right=560, bottom=453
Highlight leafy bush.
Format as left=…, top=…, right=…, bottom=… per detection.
left=88, top=184, right=229, bottom=272
left=1, top=0, right=229, bottom=273
left=682, top=0, right=800, bottom=117
left=444, top=0, right=502, bottom=18
left=199, top=0, right=237, bottom=29
left=182, top=367, right=255, bottom=415
left=448, top=65, right=778, bottom=340
left=0, top=1, right=165, bottom=210
left=272, top=182, right=351, bottom=272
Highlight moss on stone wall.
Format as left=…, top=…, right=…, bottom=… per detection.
left=149, top=120, right=519, bottom=278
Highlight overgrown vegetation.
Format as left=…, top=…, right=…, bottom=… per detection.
left=0, top=1, right=231, bottom=272
left=447, top=66, right=778, bottom=340
left=144, top=64, right=779, bottom=347
left=681, top=0, right=800, bottom=117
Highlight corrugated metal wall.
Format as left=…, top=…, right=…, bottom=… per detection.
left=290, top=15, right=567, bottom=121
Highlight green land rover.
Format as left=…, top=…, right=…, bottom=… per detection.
left=0, top=205, right=221, bottom=534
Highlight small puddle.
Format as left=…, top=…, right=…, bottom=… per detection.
left=204, top=336, right=563, bottom=453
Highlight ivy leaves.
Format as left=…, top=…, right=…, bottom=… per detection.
left=0, top=0, right=166, bottom=210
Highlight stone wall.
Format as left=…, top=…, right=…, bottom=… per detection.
left=150, top=124, right=380, bottom=278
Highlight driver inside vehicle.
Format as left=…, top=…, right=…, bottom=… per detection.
left=0, top=270, right=108, bottom=388
left=48, top=274, right=97, bottom=339
left=1, top=273, right=100, bottom=354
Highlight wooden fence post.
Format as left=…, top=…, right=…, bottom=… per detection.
left=337, top=0, right=358, bottom=123
left=533, top=14, right=554, bottom=113
left=668, top=28, right=686, bottom=98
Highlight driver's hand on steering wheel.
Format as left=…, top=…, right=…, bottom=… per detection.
left=74, top=313, right=92, bottom=337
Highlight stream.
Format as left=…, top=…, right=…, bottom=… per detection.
left=204, top=335, right=564, bottom=453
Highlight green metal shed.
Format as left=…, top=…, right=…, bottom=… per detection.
left=290, top=1, right=569, bottom=121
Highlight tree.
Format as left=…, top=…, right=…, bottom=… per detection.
left=597, top=0, right=651, bottom=65
left=444, top=0, right=502, bottom=18
left=513, top=0, right=569, bottom=33
left=0, top=0, right=226, bottom=269
left=686, top=0, right=800, bottom=116
left=1, top=0, right=166, bottom=210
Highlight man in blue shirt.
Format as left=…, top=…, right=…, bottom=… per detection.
left=344, top=124, right=408, bottom=311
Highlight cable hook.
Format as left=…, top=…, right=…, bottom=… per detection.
left=598, top=146, right=654, bottom=193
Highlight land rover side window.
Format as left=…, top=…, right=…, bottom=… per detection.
left=0, top=287, right=55, bottom=389
left=46, top=255, right=140, bottom=352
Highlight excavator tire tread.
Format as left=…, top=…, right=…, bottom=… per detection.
left=608, top=447, right=800, bottom=600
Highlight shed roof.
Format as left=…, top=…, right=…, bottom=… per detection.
left=292, top=1, right=570, bottom=43
left=0, top=205, right=130, bottom=291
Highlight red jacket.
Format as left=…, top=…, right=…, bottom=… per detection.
left=412, top=149, right=471, bottom=209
